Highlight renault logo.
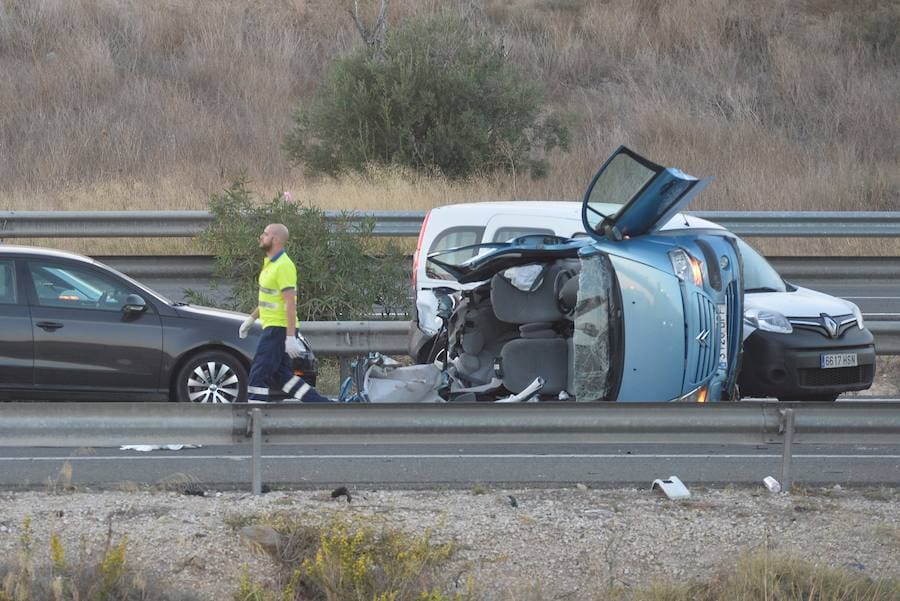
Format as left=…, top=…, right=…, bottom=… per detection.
left=822, top=314, right=838, bottom=338
left=696, top=330, right=710, bottom=346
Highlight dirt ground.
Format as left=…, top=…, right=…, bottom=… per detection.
left=1, top=486, right=899, bottom=601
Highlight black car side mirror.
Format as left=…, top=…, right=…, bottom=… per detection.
left=122, top=294, right=147, bottom=313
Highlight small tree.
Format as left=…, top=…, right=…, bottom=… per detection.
left=190, top=178, right=410, bottom=321
left=284, top=13, right=568, bottom=180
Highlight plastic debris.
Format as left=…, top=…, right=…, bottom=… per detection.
left=120, top=444, right=201, bottom=452
left=651, top=476, right=691, bottom=499
left=763, top=476, right=782, bottom=493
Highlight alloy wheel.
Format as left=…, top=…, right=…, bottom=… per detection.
left=186, top=361, right=241, bottom=403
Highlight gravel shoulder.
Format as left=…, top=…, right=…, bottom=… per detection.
left=2, top=486, right=899, bottom=600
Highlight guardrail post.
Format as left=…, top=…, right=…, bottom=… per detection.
left=251, top=408, right=262, bottom=495
left=779, top=408, right=795, bottom=494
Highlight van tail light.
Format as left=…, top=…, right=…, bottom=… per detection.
left=412, top=209, right=431, bottom=289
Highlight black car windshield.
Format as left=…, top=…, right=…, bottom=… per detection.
left=737, top=238, right=787, bottom=293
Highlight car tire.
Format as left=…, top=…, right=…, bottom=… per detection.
left=777, top=394, right=838, bottom=403
left=175, top=351, right=248, bottom=403
left=424, top=330, right=448, bottom=365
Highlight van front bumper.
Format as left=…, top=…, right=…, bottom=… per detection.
left=738, top=326, right=875, bottom=400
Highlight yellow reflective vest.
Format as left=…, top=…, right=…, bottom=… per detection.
left=257, top=251, right=297, bottom=328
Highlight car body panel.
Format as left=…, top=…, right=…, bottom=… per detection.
left=604, top=252, right=686, bottom=401
left=0, top=257, right=33, bottom=388
left=30, top=305, right=164, bottom=392
left=747, top=287, right=860, bottom=322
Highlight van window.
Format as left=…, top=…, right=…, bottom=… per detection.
left=426, top=227, right=484, bottom=280
left=492, top=227, right=555, bottom=243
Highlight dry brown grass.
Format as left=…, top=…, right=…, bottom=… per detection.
left=1, top=0, right=897, bottom=250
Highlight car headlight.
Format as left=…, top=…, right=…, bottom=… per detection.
left=675, top=385, right=708, bottom=403
left=669, top=249, right=703, bottom=286
left=850, top=302, right=864, bottom=329
left=743, top=308, right=793, bottom=334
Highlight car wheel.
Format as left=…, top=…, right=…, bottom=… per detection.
left=777, top=394, right=838, bottom=403
left=424, top=330, right=448, bottom=365
left=175, top=351, right=248, bottom=403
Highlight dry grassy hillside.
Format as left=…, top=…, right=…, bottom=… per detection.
left=1, top=0, right=897, bottom=221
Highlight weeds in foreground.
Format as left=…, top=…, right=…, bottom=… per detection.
left=234, top=514, right=475, bottom=601
left=589, top=550, right=900, bottom=601
left=231, top=511, right=899, bottom=601
left=44, top=462, right=75, bottom=496
left=0, top=517, right=194, bottom=601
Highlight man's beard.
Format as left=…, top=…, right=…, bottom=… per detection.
left=260, top=240, right=272, bottom=251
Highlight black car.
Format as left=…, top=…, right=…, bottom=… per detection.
left=0, top=246, right=317, bottom=402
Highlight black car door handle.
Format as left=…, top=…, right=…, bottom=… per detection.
left=36, top=321, right=64, bottom=331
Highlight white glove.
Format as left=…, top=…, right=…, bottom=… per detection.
left=238, top=316, right=256, bottom=339
left=285, top=336, right=303, bottom=359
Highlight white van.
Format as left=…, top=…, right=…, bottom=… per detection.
left=409, top=201, right=875, bottom=401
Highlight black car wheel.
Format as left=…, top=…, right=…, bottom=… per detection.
left=175, top=351, right=247, bottom=403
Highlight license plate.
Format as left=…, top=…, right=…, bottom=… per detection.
left=717, top=304, right=728, bottom=368
left=820, top=353, right=858, bottom=369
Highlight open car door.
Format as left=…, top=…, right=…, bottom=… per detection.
left=582, top=146, right=712, bottom=241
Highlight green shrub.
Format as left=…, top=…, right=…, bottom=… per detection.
left=234, top=514, right=474, bottom=601
left=190, top=178, right=410, bottom=320
left=284, top=14, right=569, bottom=180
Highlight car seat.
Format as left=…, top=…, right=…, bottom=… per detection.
left=489, top=259, right=580, bottom=395
left=446, top=285, right=518, bottom=386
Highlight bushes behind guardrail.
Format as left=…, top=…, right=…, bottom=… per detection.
left=185, top=179, right=410, bottom=320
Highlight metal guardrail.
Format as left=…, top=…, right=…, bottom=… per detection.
left=301, top=320, right=409, bottom=355
left=0, top=211, right=426, bottom=238
left=3, top=210, right=900, bottom=238
left=4, top=402, right=898, bottom=446
left=2, top=402, right=899, bottom=493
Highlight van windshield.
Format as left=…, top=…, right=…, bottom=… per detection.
left=737, top=238, right=787, bottom=293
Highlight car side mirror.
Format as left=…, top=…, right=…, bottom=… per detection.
left=122, top=294, right=147, bottom=313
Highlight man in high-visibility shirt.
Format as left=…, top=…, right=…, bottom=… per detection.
left=239, top=223, right=331, bottom=403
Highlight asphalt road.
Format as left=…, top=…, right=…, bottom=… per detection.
left=3, top=441, right=899, bottom=491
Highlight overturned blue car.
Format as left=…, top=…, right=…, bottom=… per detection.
left=356, top=146, right=744, bottom=402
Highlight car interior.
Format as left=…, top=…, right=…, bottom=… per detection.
left=28, top=263, right=130, bottom=311
left=443, top=255, right=613, bottom=401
